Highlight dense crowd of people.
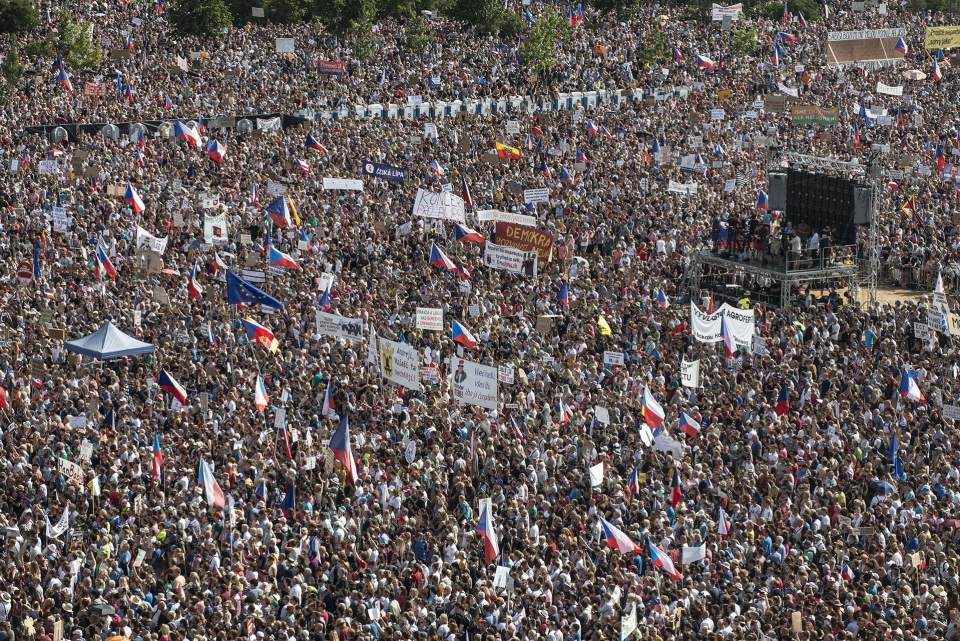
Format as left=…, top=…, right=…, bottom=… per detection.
left=1, top=1, right=960, bottom=641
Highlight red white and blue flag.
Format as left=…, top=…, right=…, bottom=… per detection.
left=429, top=242, right=457, bottom=271
left=269, top=246, right=300, bottom=270
left=599, top=517, right=643, bottom=554
left=330, top=413, right=358, bottom=484
left=125, top=183, right=145, bottom=213
left=158, top=369, right=187, bottom=404
left=322, top=382, right=335, bottom=417
left=650, top=543, right=683, bottom=579
left=56, top=68, right=73, bottom=94
left=174, top=121, right=201, bottom=147
left=696, top=55, right=714, bottom=69
left=188, top=260, right=203, bottom=298
left=452, top=320, right=477, bottom=348
left=198, top=458, right=226, bottom=508
left=430, top=159, right=444, bottom=176
left=476, top=500, right=499, bottom=563
left=900, top=368, right=926, bottom=403
left=679, top=412, right=701, bottom=437
left=454, top=224, right=485, bottom=243
left=305, top=134, right=327, bottom=152
left=152, top=433, right=163, bottom=480
left=95, top=242, right=117, bottom=279
left=720, top=315, right=737, bottom=358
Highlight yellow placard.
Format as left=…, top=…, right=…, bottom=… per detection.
left=925, top=26, right=960, bottom=50
left=717, top=89, right=732, bottom=100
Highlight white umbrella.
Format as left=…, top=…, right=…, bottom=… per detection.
left=904, top=69, right=927, bottom=80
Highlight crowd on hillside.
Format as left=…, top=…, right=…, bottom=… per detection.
left=0, top=1, right=960, bottom=641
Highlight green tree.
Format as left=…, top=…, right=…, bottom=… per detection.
left=757, top=0, right=819, bottom=21
left=265, top=0, right=305, bottom=23
left=637, top=26, right=667, bottom=67
left=592, top=0, right=639, bottom=19
left=449, top=0, right=522, bottom=35
left=55, top=11, right=102, bottom=69
left=405, top=11, right=433, bottom=53
left=730, top=25, right=758, bottom=55
left=170, top=0, right=232, bottom=38
left=0, top=0, right=37, bottom=35
left=518, top=7, right=573, bottom=74
left=0, top=43, right=24, bottom=89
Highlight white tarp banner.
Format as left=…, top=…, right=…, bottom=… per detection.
left=690, top=303, right=754, bottom=347
left=203, top=212, right=228, bottom=245
left=136, top=226, right=169, bottom=254
left=451, top=358, right=498, bottom=409
left=681, top=358, right=701, bottom=388
left=876, top=81, right=903, bottom=96
left=316, top=312, right=364, bottom=341
left=322, top=177, right=364, bottom=191
left=475, top=210, right=538, bottom=227
left=711, top=3, right=742, bottom=20
left=257, top=117, right=282, bottom=131
left=379, top=338, right=421, bottom=390
left=411, top=188, right=467, bottom=223
left=682, top=544, right=707, bottom=564
left=46, top=506, right=71, bottom=539
left=483, top=244, right=538, bottom=276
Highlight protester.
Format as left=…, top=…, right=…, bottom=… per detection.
left=1, top=2, right=960, bottom=641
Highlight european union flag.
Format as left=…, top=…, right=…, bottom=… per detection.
left=226, top=271, right=283, bottom=309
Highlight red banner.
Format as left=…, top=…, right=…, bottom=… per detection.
left=495, top=222, right=554, bottom=261
left=83, top=82, right=107, bottom=97
left=316, top=60, right=346, bottom=76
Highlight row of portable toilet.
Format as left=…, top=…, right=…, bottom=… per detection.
left=291, top=87, right=682, bottom=122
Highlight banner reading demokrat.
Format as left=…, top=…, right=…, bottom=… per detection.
left=316, top=311, right=364, bottom=341
left=690, top=303, right=755, bottom=347
left=451, top=357, right=498, bottom=409
left=379, top=338, right=421, bottom=390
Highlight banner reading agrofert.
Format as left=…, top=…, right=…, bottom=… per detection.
left=495, top=222, right=554, bottom=261
left=690, top=303, right=754, bottom=347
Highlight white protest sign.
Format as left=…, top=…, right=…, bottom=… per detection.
left=603, top=350, right=624, bottom=366
left=275, top=38, right=295, bottom=53
left=322, top=177, right=364, bottom=191
left=58, top=458, right=84, bottom=485
left=483, top=244, right=538, bottom=276
left=681, top=358, right=701, bottom=388
left=451, top=358, right=498, bottom=410
left=416, top=307, right=443, bottom=331
left=523, top=188, right=550, bottom=204
left=595, top=407, right=610, bottom=424
left=316, top=312, right=364, bottom=341
left=943, top=405, right=960, bottom=420
left=497, top=365, right=514, bottom=384
left=379, top=338, right=421, bottom=391
left=412, top=188, right=466, bottom=224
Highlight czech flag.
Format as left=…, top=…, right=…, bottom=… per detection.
left=778, top=31, right=798, bottom=42
left=585, top=120, right=598, bottom=137
left=56, top=68, right=73, bottom=94
left=266, top=196, right=293, bottom=228
left=42, top=290, right=56, bottom=301
left=207, top=324, right=218, bottom=348
left=207, top=138, right=226, bottom=163
left=671, top=469, right=682, bottom=507
left=305, top=134, right=327, bottom=152
left=269, top=246, right=300, bottom=269
left=853, top=119, right=861, bottom=147
left=937, top=143, right=946, bottom=170
left=318, top=287, right=331, bottom=312
left=95, top=242, right=117, bottom=279
left=540, top=160, right=552, bottom=179
left=330, top=412, right=358, bottom=484
left=842, top=564, right=855, bottom=581
left=476, top=500, right=499, bottom=563
left=894, top=37, right=907, bottom=54
left=495, top=142, right=522, bottom=159
left=254, top=374, right=269, bottom=412
left=295, top=159, right=310, bottom=173
left=797, top=12, right=806, bottom=25
left=557, top=399, right=570, bottom=424
left=696, top=55, right=714, bottom=69
left=771, top=46, right=779, bottom=66
left=720, top=315, right=737, bottom=358
left=188, top=260, right=203, bottom=298
left=254, top=480, right=267, bottom=502
left=457, top=264, right=471, bottom=280
left=900, top=368, right=926, bottom=403
left=783, top=1, right=789, bottom=21
left=135, top=149, right=144, bottom=168
left=243, top=318, right=279, bottom=353
left=601, top=125, right=613, bottom=141
left=935, top=60, right=943, bottom=82
left=656, top=289, right=669, bottom=309
left=557, top=281, right=569, bottom=306
left=642, top=385, right=665, bottom=429
left=174, top=121, right=201, bottom=147
left=460, top=174, right=474, bottom=210
left=164, top=96, right=173, bottom=110
left=430, top=159, right=444, bottom=176
left=627, top=468, right=641, bottom=495
left=429, top=242, right=457, bottom=271
left=559, top=167, right=575, bottom=185
left=599, top=517, right=643, bottom=554
left=575, top=148, right=590, bottom=163
left=452, top=319, right=477, bottom=348
left=198, top=458, right=225, bottom=508
left=454, top=224, right=485, bottom=243
left=251, top=184, right=259, bottom=206
left=125, top=183, right=145, bottom=213
left=756, top=189, right=768, bottom=209
left=718, top=507, right=731, bottom=537
left=672, top=47, right=683, bottom=60
left=679, top=412, right=701, bottom=437
left=775, top=382, right=790, bottom=416
left=158, top=369, right=187, bottom=404
left=650, top=543, right=683, bottom=579
left=152, top=433, right=163, bottom=480
left=321, top=381, right=335, bottom=417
